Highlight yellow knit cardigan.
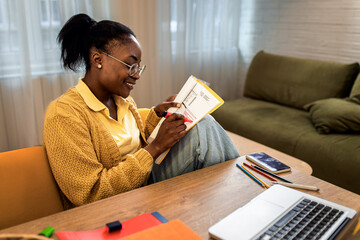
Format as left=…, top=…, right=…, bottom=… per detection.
left=43, top=87, right=160, bottom=208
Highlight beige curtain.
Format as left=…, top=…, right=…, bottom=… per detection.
left=109, top=0, right=243, bottom=108
left=108, top=0, right=161, bottom=108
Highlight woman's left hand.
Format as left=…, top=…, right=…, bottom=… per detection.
left=154, top=95, right=181, bottom=117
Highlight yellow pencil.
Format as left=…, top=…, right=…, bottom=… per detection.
left=242, top=164, right=270, bottom=188
left=353, top=216, right=360, bottom=235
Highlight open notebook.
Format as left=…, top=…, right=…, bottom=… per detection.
left=208, top=185, right=356, bottom=240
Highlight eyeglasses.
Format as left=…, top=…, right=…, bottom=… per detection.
left=102, top=52, right=146, bottom=77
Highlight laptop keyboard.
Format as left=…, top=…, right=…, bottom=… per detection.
left=257, top=198, right=345, bottom=240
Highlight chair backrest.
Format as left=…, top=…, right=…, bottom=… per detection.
left=0, top=146, right=64, bottom=230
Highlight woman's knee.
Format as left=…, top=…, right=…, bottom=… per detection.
left=199, top=114, right=215, bottom=124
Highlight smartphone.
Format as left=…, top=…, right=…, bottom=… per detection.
left=245, top=152, right=291, bottom=173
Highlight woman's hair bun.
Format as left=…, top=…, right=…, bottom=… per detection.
left=57, top=14, right=97, bottom=71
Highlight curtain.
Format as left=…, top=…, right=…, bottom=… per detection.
left=0, top=0, right=110, bottom=152
left=107, top=0, right=160, bottom=109
left=108, top=0, right=243, bottom=108
left=155, top=0, right=243, bottom=106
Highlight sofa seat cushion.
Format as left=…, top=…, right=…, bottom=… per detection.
left=294, top=131, right=360, bottom=194
left=244, top=51, right=359, bottom=109
left=212, top=98, right=314, bottom=155
left=304, top=97, right=360, bottom=134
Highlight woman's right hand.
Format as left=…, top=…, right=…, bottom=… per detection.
left=144, top=113, right=187, bottom=159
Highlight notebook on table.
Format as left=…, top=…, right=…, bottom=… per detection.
left=208, top=185, right=356, bottom=240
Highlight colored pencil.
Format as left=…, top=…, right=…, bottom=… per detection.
left=242, top=164, right=270, bottom=188
left=252, top=165, right=293, bottom=183
left=243, top=162, right=278, bottom=182
left=353, top=217, right=360, bottom=235
left=236, top=163, right=265, bottom=188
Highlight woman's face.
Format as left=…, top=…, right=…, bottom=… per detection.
left=99, top=35, right=143, bottom=99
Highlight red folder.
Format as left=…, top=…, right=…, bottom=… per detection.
left=121, top=219, right=203, bottom=240
left=56, top=212, right=167, bottom=240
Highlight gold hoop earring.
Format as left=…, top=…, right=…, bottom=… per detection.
left=97, top=64, right=102, bottom=69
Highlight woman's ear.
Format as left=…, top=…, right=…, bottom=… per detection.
left=92, top=52, right=102, bottom=64
left=90, top=50, right=103, bottom=69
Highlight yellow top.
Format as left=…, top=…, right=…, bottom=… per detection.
left=43, top=79, right=161, bottom=208
left=75, top=79, right=141, bottom=159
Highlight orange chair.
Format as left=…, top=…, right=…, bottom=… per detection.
left=0, top=108, right=150, bottom=230
left=0, top=146, right=64, bottom=230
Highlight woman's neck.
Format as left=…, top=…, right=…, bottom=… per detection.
left=82, top=72, right=112, bottom=105
left=82, top=72, right=118, bottom=120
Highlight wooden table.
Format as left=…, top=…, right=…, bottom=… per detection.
left=1, top=154, right=359, bottom=239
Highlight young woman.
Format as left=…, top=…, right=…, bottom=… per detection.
left=43, top=13, right=239, bottom=209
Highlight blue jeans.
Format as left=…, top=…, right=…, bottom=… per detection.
left=150, top=115, right=240, bottom=183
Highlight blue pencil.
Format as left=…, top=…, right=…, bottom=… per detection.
left=236, top=163, right=265, bottom=188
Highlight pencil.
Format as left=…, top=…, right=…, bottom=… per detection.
left=236, top=163, right=265, bottom=188
left=272, top=181, right=319, bottom=192
left=252, top=165, right=293, bottom=183
left=353, top=216, right=360, bottom=235
left=242, top=164, right=270, bottom=188
left=243, top=162, right=278, bottom=182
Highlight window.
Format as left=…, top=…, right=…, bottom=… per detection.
left=168, top=0, right=241, bottom=56
left=0, top=0, right=84, bottom=78
left=39, top=0, right=61, bottom=50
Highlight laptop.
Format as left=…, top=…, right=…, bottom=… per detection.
left=208, top=185, right=356, bottom=240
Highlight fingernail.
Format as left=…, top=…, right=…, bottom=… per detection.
left=177, top=103, right=181, bottom=107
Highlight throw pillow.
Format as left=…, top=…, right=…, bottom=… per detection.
left=350, top=74, right=360, bottom=97
left=349, top=94, right=360, bottom=104
left=304, top=97, right=360, bottom=134
left=244, top=51, right=359, bottom=109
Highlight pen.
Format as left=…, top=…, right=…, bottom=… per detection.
left=272, top=181, right=320, bottom=192
left=252, top=165, right=293, bottom=183
left=242, top=164, right=270, bottom=188
left=243, top=162, right=278, bottom=182
left=236, top=163, right=266, bottom=188
left=161, top=111, right=193, bottom=123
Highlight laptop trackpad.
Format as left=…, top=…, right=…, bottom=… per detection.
left=209, top=198, right=284, bottom=240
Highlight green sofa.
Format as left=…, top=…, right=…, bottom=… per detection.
left=212, top=51, right=360, bottom=194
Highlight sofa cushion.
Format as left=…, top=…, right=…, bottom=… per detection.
left=293, top=130, right=360, bottom=195
left=244, top=51, right=359, bottom=109
left=304, top=97, right=360, bottom=134
left=350, top=94, right=360, bottom=104
left=212, top=98, right=314, bottom=154
left=350, top=74, right=360, bottom=97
